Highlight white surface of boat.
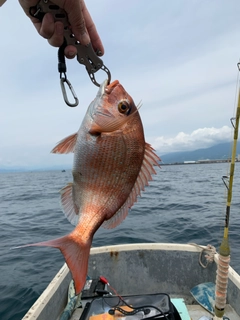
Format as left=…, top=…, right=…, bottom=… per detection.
left=22, top=243, right=240, bottom=320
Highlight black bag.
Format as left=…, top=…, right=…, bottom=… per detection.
left=80, top=293, right=181, bottom=320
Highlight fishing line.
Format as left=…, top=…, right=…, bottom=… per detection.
left=232, top=61, right=240, bottom=117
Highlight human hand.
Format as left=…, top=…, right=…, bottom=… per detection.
left=18, top=0, right=104, bottom=58
left=0, top=0, right=7, bottom=7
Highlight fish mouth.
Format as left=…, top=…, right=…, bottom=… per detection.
left=90, top=80, right=116, bottom=121
left=98, top=79, right=120, bottom=97
left=105, top=80, right=119, bottom=94
left=99, top=79, right=109, bottom=96
left=89, top=80, right=121, bottom=131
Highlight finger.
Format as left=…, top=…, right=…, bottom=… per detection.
left=82, top=6, right=104, bottom=55
left=0, top=0, right=7, bottom=7
left=19, top=0, right=39, bottom=18
left=64, top=45, right=78, bottom=59
left=64, top=0, right=90, bottom=46
left=19, top=0, right=42, bottom=30
left=47, top=21, right=65, bottom=47
left=38, top=13, right=56, bottom=39
left=68, top=0, right=104, bottom=55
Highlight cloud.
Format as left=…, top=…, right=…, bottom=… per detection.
left=1, top=126, right=232, bottom=170
left=1, top=1, right=240, bottom=169
left=153, top=126, right=232, bottom=154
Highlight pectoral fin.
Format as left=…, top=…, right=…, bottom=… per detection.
left=51, top=133, right=78, bottom=154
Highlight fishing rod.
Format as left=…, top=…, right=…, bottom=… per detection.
left=214, top=63, right=240, bottom=318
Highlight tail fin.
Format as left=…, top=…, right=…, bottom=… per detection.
left=15, top=233, right=91, bottom=295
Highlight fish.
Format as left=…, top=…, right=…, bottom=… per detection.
left=18, top=79, right=160, bottom=295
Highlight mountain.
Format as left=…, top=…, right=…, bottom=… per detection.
left=160, top=142, right=239, bottom=164
left=1, top=142, right=239, bottom=171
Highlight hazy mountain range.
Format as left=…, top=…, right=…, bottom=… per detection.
left=160, top=142, right=239, bottom=164
left=1, top=142, right=239, bottom=172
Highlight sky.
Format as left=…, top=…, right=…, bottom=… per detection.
left=1, top=0, right=240, bottom=169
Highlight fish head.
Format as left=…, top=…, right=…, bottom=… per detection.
left=88, top=80, right=139, bottom=134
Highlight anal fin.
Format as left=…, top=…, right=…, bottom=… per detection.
left=60, top=183, right=79, bottom=226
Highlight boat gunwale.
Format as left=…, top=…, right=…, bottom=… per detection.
left=90, top=243, right=240, bottom=290
left=22, top=263, right=69, bottom=320
left=22, top=242, right=240, bottom=320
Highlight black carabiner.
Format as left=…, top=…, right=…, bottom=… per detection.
left=58, top=41, right=79, bottom=107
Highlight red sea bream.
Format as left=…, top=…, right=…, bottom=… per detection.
left=20, top=80, right=160, bottom=294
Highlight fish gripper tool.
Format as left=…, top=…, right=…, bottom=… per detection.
left=29, top=0, right=111, bottom=107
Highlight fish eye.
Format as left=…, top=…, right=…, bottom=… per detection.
left=118, top=101, right=131, bottom=115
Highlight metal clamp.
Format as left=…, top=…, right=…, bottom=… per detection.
left=30, top=0, right=111, bottom=86
left=30, top=0, right=111, bottom=106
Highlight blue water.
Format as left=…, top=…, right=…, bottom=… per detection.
left=0, top=163, right=240, bottom=320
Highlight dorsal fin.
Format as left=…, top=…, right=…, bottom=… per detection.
left=51, top=133, right=78, bottom=154
left=102, top=143, right=160, bottom=229
left=60, top=183, right=79, bottom=225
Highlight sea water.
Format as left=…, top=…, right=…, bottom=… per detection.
left=0, top=163, right=240, bottom=320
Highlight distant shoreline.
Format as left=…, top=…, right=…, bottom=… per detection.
left=161, top=159, right=238, bottom=165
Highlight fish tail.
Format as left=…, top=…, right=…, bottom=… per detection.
left=14, top=232, right=91, bottom=295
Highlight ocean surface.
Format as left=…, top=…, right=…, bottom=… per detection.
left=0, top=163, right=240, bottom=320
